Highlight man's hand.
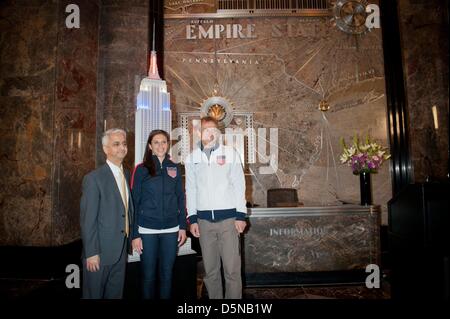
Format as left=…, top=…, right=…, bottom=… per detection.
left=178, top=230, right=187, bottom=247
left=190, top=223, right=200, bottom=238
left=86, top=255, right=100, bottom=272
left=235, top=220, right=247, bottom=233
left=132, top=238, right=143, bottom=255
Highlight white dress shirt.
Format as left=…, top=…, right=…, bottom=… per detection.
left=106, top=159, right=129, bottom=208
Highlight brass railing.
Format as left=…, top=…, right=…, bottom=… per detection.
left=218, top=0, right=328, bottom=10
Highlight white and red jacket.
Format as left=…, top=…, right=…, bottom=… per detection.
left=184, top=143, right=247, bottom=224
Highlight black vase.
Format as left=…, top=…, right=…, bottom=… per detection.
left=359, top=171, right=372, bottom=206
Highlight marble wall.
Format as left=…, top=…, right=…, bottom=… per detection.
left=164, top=17, right=393, bottom=224
left=2, top=0, right=446, bottom=247
left=397, top=0, right=449, bottom=182
left=0, top=0, right=99, bottom=246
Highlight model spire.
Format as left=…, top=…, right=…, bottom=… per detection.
left=148, top=19, right=161, bottom=80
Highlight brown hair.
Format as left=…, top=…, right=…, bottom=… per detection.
left=200, top=116, right=219, bottom=127
left=143, top=130, right=170, bottom=177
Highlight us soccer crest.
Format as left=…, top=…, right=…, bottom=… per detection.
left=217, top=155, right=226, bottom=166
left=167, top=167, right=177, bottom=178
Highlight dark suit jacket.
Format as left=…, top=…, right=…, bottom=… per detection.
left=80, top=163, right=134, bottom=266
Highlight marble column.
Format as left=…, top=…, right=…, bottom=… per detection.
left=397, top=0, right=449, bottom=182
left=96, top=0, right=149, bottom=170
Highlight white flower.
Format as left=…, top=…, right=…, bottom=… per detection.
left=348, top=146, right=356, bottom=156
left=360, top=144, right=370, bottom=152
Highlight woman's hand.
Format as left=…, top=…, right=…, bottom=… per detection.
left=190, top=223, right=200, bottom=238
left=178, top=229, right=187, bottom=247
left=132, top=238, right=143, bottom=254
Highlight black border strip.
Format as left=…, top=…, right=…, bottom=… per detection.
left=380, top=0, right=412, bottom=195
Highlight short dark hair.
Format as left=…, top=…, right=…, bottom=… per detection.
left=200, top=116, right=219, bottom=127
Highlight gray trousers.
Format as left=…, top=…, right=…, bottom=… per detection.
left=198, top=218, right=242, bottom=299
left=82, top=237, right=127, bottom=299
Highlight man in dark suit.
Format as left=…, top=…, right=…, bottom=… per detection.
left=80, top=128, right=133, bottom=299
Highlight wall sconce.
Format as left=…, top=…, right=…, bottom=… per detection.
left=431, top=105, right=439, bottom=130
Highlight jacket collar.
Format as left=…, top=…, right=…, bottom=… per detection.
left=152, top=154, right=171, bottom=167
left=199, top=141, right=220, bottom=152
left=191, top=143, right=224, bottom=163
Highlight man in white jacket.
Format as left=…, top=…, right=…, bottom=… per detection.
left=185, top=116, right=247, bottom=299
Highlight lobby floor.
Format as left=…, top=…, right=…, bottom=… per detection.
left=0, top=278, right=391, bottom=300
left=1, top=259, right=391, bottom=300
left=196, top=260, right=391, bottom=300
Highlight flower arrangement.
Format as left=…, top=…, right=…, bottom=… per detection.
left=339, top=134, right=391, bottom=175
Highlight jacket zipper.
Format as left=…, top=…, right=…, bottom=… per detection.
left=161, top=161, right=164, bottom=219
left=209, top=148, right=215, bottom=221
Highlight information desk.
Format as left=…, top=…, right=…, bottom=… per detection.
left=242, top=205, right=381, bottom=286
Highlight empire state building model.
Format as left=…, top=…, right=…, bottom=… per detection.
left=134, top=32, right=171, bottom=166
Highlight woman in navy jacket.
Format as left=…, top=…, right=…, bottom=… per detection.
left=131, top=129, right=187, bottom=299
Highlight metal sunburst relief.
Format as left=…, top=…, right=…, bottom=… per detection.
left=200, top=83, right=234, bottom=127
left=332, top=0, right=369, bottom=35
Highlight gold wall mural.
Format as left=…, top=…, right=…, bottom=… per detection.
left=164, top=8, right=392, bottom=223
